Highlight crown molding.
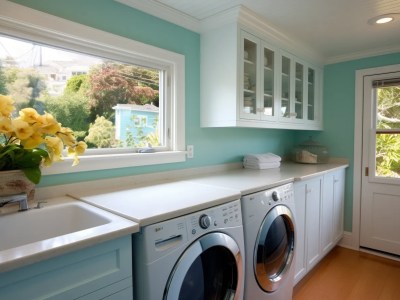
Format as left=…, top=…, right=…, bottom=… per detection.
left=114, top=0, right=201, bottom=32
left=325, top=44, right=400, bottom=65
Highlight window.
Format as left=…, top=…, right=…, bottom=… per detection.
left=373, top=77, right=400, bottom=177
left=0, top=2, right=185, bottom=174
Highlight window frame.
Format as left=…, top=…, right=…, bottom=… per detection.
left=0, top=1, right=186, bottom=175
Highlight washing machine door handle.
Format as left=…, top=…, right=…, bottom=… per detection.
left=163, top=232, right=243, bottom=300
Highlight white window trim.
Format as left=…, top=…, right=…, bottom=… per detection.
left=0, top=1, right=186, bottom=175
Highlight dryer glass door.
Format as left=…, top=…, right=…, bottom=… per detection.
left=254, top=205, right=295, bottom=292
left=164, top=232, right=243, bottom=300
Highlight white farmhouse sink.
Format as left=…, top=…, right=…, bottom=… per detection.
left=0, top=197, right=138, bottom=272
left=0, top=202, right=111, bottom=251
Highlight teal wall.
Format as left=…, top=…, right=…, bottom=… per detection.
left=297, top=53, right=400, bottom=231
left=11, top=0, right=295, bottom=186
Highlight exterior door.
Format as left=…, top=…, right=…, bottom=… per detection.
left=360, top=70, right=400, bottom=256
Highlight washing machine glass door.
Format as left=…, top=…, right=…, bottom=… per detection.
left=254, top=204, right=295, bottom=293
left=164, top=232, right=243, bottom=300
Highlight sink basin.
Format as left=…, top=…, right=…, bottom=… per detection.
left=0, top=197, right=138, bottom=272
left=0, top=202, right=111, bottom=251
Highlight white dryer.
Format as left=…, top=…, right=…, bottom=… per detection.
left=241, top=183, right=296, bottom=300
left=133, top=199, right=245, bottom=300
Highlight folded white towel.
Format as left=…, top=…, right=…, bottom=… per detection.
left=243, top=153, right=281, bottom=164
left=243, top=161, right=281, bottom=170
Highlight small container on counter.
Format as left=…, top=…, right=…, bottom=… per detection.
left=292, top=137, right=329, bottom=164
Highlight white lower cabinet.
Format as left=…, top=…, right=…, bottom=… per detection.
left=0, top=236, right=133, bottom=300
left=294, top=168, right=346, bottom=285
left=294, top=176, right=322, bottom=284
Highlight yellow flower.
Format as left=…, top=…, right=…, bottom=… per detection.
left=11, top=119, right=34, bottom=140
left=75, top=141, right=87, bottom=155
left=57, top=127, right=76, bottom=146
left=19, top=108, right=41, bottom=124
left=0, top=117, right=13, bottom=133
left=44, top=136, right=63, bottom=163
left=0, top=95, right=15, bottom=117
left=39, top=112, right=61, bottom=135
left=21, top=132, right=44, bottom=149
left=68, top=141, right=88, bottom=166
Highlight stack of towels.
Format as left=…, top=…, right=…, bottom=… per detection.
left=243, top=153, right=281, bottom=169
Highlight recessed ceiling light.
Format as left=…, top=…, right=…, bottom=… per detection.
left=368, top=13, right=398, bottom=25
left=376, top=17, right=393, bottom=24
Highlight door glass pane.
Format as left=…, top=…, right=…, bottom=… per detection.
left=178, top=246, right=238, bottom=300
left=308, top=68, right=315, bottom=120
left=281, top=56, right=291, bottom=118
left=374, top=84, right=400, bottom=177
left=263, top=47, right=274, bottom=116
left=261, top=216, right=291, bottom=279
left=243, top=38, right=257, bottom=115
left=295, top=62, right=304, bottom=119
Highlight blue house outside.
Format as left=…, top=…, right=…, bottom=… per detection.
left=114, top=104, right=159, bottom=147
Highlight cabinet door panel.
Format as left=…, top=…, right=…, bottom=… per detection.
left=241, top=32, right=259, bottom=120
left=305, top=177, right=322, bottom=270
left=333, top=169, right=345, bottom=243
left=294, top=182, right=307, bottom=284
left=321, top=172, right=334, bottom=255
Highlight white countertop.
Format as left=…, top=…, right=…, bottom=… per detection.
left=70, top=162, right=348, bottom=226
left=70, top=181, right=241, bottom=227
left=187, top=162, right=349, bottom=195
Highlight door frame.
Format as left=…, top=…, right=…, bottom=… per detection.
left=353, top=64, right=400, bottom=252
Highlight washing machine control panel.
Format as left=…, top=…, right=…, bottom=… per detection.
left=187, top=199, right=242, bottom=238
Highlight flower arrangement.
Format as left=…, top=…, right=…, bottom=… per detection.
left=0, top=95, right=87, bottom=184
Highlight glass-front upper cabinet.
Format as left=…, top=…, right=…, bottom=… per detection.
left=241, top=31, right=277, bottom=120
left=280, top=52, right=319, bottom=124
left=242, top=34, right=258, bottom=118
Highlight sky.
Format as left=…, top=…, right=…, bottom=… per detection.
left=0, top=34, right=102, bottom=67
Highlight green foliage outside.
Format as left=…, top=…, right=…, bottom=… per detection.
left=84, top=116, right=116, bottom=148
left=375, top=86, right=400, bottom=177
left=1, top=55, right=160, bottom=149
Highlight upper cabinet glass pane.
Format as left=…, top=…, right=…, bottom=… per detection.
left=243, top=38, right=257, bottom=115
left=295, top=62, right=304, bottom=119
left=263, top=47, right=274, bottom=116
left=281, top=56, right=291, bottom=118
left=308, top=68, right=315, bottom=121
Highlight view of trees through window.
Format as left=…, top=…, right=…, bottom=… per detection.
left=375, top=84, right=400, bottom=177
left=0, top=34, right=161, bottom=150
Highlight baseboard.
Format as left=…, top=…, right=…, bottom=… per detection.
left=338, top=231, right=358, bottom=250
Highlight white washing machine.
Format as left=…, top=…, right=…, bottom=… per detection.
left=133, top=199, right=245, bottom=300
left=241, top=183, right=296, bottom=300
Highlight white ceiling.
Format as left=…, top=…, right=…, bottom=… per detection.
left=116, top=0, right=400, bottom=63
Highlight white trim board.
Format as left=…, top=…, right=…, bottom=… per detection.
left=353, top=64, right=400, bottom=251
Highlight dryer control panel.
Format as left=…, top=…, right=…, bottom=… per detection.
left=241, top=183, right=294, bottom=222
left=187, top=199, right=242, bottom=240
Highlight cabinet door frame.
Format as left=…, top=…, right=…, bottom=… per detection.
left=239, top=30, right=261, bottom=121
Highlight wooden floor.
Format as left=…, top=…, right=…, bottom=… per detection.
left=293, top=247, right=400, bottom=300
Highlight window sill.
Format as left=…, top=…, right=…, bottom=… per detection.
left=42, top=151, right=187, bottom=175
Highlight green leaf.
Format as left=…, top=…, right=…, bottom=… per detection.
left=22, top=167, right=42, bottom=184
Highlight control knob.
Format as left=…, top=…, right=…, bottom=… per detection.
left=272, top=191, right=280, bottom=202
left=199, top=214, right=212, bottom=229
